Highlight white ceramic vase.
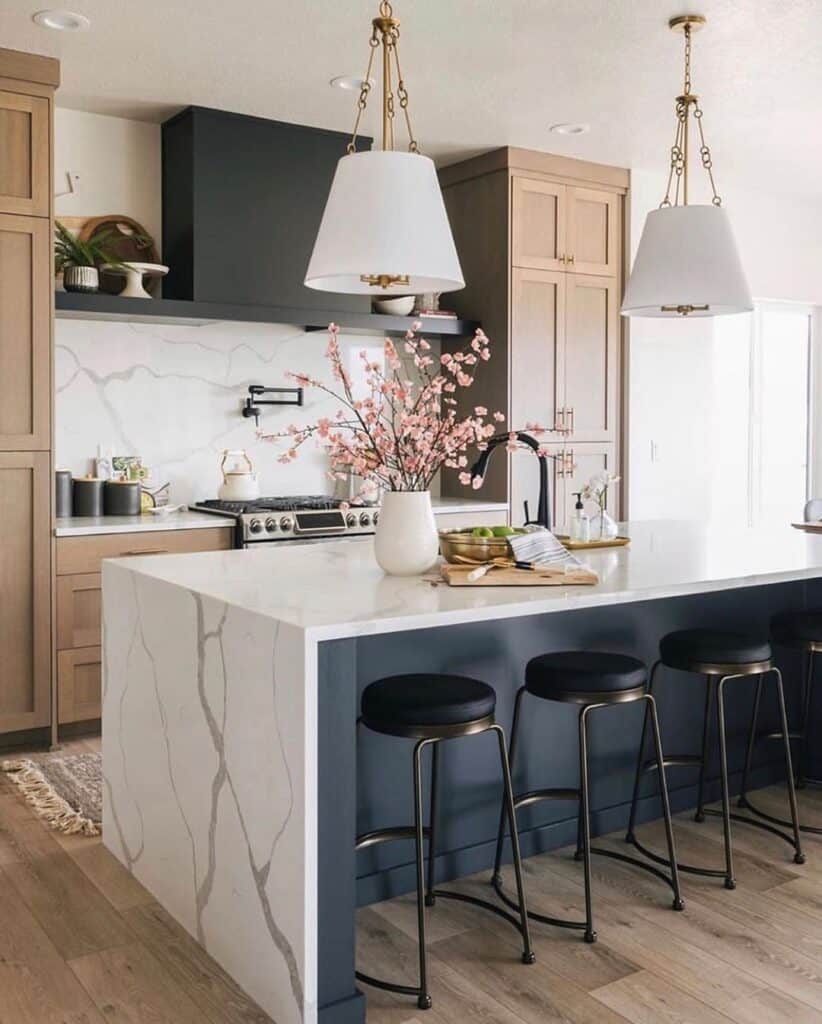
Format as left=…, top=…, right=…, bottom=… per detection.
left=374, top=490, right=439, bottom=576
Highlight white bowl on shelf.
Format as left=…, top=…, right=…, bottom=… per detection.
left=372, top=295, right=415, bottom=316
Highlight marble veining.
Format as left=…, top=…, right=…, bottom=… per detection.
left=55, top=318, right=428, bottom=504
left=103, top=564, right=310, bottom=1023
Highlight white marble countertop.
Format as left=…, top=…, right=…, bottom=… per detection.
left=55, top=510, right=234, bottom=537
left=107, top=519, right=822, bottom=641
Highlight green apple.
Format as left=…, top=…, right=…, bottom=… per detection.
left=491, top=526, right=516, bottom=537
left=472, top=527, right=495, bottom=538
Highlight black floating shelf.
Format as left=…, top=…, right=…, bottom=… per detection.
left=55, top=292, right=478, bottom=337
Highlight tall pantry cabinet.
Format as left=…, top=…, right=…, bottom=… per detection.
left=439, top=148, right=627, bottom=532
left=0, top=49, right=59, bottom=736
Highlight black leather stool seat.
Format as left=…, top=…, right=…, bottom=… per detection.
left=361, top=674, right=496, bottom=730
left=525, top=651, right=646, bottom=701
left=772, top=610, right=822, bottom=647
left=659, top=629, right=771, bottom=671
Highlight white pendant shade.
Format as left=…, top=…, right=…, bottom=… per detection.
left=305, top=150, right=464, bottom=295
left=621, top=204, right=752, bottom=318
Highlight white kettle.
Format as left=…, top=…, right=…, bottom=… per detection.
left=218, top=450, right=260, bottom=501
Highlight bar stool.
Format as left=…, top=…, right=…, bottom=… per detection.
left=356, top=673, right=534, bottom=1011
left=627, top=628, right=804, bottom=891
left=492, top=651, right=683, bottom=945
left=739, top=610, right=822, bottom=835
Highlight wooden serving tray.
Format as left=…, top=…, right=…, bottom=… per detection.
left=554, top=534, right=630, bottom=550
left=792, top=522, right=822, bottom=533
left=440, top=563, right=598, bottom=587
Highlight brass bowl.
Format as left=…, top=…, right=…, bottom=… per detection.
left=438, top=529, right=511, bottom=564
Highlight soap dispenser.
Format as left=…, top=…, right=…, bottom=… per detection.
left=570, top=492, right=591, bottom=543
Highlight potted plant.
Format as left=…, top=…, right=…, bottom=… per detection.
left=581, top=471, right=621, bottom=539
left=54, top=221, right=120, bottom=293
left=261, top=324, right=506, bottom=575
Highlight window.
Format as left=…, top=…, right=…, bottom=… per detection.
left=711, top=303, right=812, bottom=527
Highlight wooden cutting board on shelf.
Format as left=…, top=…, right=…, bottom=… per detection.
left=440, top=562, right=599, bottom=587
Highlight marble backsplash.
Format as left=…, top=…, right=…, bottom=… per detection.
left=55, top=318, right=410, bottom=504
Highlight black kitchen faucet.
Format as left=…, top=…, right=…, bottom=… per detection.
left=470, top=431, right=553, bottom=531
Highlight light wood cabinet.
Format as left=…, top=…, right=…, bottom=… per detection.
left=0, top=90, right=49, bottom=218
left=57, top=648, right=101, bottom=724
left=512, top=177, right=566, bottom=271
left=0, top=213, right=50, bottom=450
left=0, top=452, right=51, bottom=733
left=439, top=148, right=627, bottom=525
left=524, top=443, right=617, bottom=535
left=566, top=186, right=619, bottom=277
left=54, top=527, right=233, bottom=725
left=564, top=274, right=619, bottom=442
left=511, top=268, right=565, bottom=435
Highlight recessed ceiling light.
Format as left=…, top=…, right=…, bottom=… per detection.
left=32, top=9, right=90, bottom=31
left=330, top=75, right=374, bottom=92
left=550, top=122, right=590, bottom=136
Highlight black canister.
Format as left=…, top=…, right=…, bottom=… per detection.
left=103, top=480, right=141, bottom=516
left=73, top=477, right=104, bottom=517
left=55, top=470, right=73, bottom=518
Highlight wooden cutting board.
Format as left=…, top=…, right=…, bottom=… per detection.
left=440, top=562, right=599, bottom=587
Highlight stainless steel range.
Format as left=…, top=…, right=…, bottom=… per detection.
left=191, top=496, right=378, bottom=548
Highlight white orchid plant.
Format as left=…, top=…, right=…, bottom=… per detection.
left=580, top=471, right=620, bottom=516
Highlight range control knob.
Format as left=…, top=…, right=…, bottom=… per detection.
left=265, top=517, right=277, bottom=533
left=249, top=518, right=263, bottom=535
left=279, top=516, right=293, bottom=533
left=359, top=512, right=372, bottom=527
left=346, top=512, right=358, bottom=528
left=373, top=511, right=379, bottom=526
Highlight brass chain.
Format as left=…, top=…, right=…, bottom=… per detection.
left=391, top=25, right=419, bottom=152
left=346, top=1, right=421, bottom=156
left=659, top=20, right=722, bottom=208
left=346, top=27, right=379, bottom=154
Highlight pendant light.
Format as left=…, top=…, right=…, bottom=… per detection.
left=621, top=15, right=752, bottom=318
left=305, top=1, right=464, bottom=296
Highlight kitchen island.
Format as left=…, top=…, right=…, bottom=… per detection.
left=102, top=521, right=822, bottom=1024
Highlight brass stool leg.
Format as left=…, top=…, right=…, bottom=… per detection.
left=774, top=668, right=805, bottom=864
left=425, top=742, right=439, bottom=907
left=579, top=705, right=596, bottom=944
left=738, top=675, right=763, bottom=807
left=492, top=687, right=526, bottom=882
left=694, top=676, right=713, bottom=823
left=492, top=724, right=536, bottom=964
left=715, top=676, right=736, bottom=890
left=412, top=739, right=434, bottom=1010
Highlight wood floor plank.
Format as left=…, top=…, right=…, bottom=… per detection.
left=725, top=985, right=822, bottom=1024
left=61, top=841, right=155, bottom=912
left=123, top=902, right=272, bottom=1024
left=592, top=969, right=736, bottom=1024
left=0, top=878, right=106, bottom=1024
left=69, top=942, right=217, bottom=1024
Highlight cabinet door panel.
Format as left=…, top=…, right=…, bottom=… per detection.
left=0, top=452, right=51, bottom=732
left=58, top=648, right=101, bottom=724
left=57, top=574, right=102, bottom=650
left=567, top=186, right=618, bottom=277
left=0, top=91, right=49, bottom=217
left=559, top=444, right=617, bottom=535
left=511, top=268, right=565, bottom=437
left=0, top=214, right=50, bottom=449
left=512, top=177, right=566, bottom=271
left=564, top=274, right=618, bottom=442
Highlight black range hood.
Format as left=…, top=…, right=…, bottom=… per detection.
left=162, top=106, right=371, bottom=315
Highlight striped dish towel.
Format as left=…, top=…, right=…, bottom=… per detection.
left=508, top=528, right=584, bottom=571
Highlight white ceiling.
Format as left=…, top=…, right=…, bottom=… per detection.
left=2, top=0, right=822, bottom=198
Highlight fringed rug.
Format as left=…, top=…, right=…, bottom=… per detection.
left=2, top=752, right=102, bottom=836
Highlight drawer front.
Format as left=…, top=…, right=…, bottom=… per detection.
left=57, top=573, right=101, bottom=650
left=56, top=527, right=233, bottom=576
left=57, top=647, right=101, bottom=724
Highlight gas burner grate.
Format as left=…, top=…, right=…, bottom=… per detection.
left=197, top=495, right=347, bottom=514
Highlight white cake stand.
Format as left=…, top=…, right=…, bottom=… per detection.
left=103, top=262, right=168, bottom=299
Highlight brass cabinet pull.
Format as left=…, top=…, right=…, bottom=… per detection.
left=567, top=254, right=575, bottom=265
left=567, top=406, right=575, bottom=435
left=559, top=253, right=567, bottom=265
left=565, top=449, right=576, bottom=476
left=553, top=407, right=566, bottom=433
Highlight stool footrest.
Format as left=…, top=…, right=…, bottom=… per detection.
left=755, top=729, right=803, bottom=743
left=626, top=832, right=728, bottom=879
left=513, top=787, right=580, bottom=810
left=356, top=825, right=431, bottom=851
left=731, top=798, right=820, bottom=840
left=640, top=754, right=703, bottom=774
